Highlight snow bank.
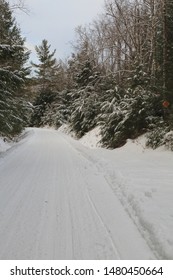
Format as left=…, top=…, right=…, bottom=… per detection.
left=58, top=124, right=101, bottom=148
left=65, top=128, right=173, bottom=259
left=0, top=129, right=33, bottom=155
left=0, top=137, right=13, bottom=153
left=58, top=124, right=76, bottom=138
left=79, top=126, right=101, bottom=148
left=92, top=142, right=173, bottom=259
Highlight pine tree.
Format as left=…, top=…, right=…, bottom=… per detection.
left=32, top=39, right=58, bottom=91
left=65, top=41, right=101, bottom=136
left=0, top=0, right=30, bottom=136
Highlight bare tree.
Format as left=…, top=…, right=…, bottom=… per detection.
left=9, top=0, right=29, bottom=14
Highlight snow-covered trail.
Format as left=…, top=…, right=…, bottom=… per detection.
left=0, top=128, right=155, bottom=259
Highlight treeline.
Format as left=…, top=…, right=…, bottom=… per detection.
left=1, top=0, right=173, bottom=150
left=0, top=0, right=30, bottom=138
left=31, top=0, right=173, bottom=150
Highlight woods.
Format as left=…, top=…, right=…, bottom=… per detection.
left=0, top=0, right=30, bottom=136
left=1, top=0, right=173, bottom=149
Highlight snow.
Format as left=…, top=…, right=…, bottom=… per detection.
left=79, top=126, right=101, bottom=148
left=58, top=125, right=101, bottom=148
left=70, top=132, right=173, bottom=259
left=0, top=127, right=172, bottom=259
left=57, top=124, right=102, bottom=148
left=0, top=137, right=13, bottom=153
left=58, top=123, right=76, bottom=138
left=164, top=130, right=173, bottom=151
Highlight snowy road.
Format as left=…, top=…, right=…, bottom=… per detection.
left=0, top=128, right=156, bottom=259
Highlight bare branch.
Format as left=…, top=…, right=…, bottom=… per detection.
left=9, top=0, right=30, bottom=15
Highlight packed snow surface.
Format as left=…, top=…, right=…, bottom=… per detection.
left=0, top=127, right=172, bottom=259
left=0, top=137, right=12, bottom=153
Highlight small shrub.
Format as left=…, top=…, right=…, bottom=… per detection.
left=164, top=131, right=173, bottom=151
left=99, top=87, right=163, bottom=148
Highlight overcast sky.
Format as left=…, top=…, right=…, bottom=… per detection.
left=10, top=0, right=105, bottom=62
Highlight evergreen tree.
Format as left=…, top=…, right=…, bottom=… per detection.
left=30, top=89, right=56, bottom=127
left=30, top=39, right=67, bottom=128
left=65, top=42, right=101, bottom=136
left=0, top=0, right=30, bottom=136
left=99, top=86, right=163, bottom=148
left=32, top=39, right=58, bottom=91
left=27, top=0, right=173, bottom=150
left=70, top=41, right=99, bottom=88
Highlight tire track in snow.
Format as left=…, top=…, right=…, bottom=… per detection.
left=102, top=169, right=169, bottom=259
left=73, top=142, right=160, bottom=258
left=0, top=128, right=155, bottom=259
left=61, top=133, right=156, bottom=259
left=84, top=180, right=121, bottom=259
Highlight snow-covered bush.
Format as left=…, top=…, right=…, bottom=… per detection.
left=146, top=123, right=169, bottom=149
left=146, top=124, right=173, bottom=151
left=99, top=86, right=163, bottom=148
left=69, top=88, right=99, bottom=137
left=30, top=89, right=56, bottom=127
left=30, top=89, right=72, bottom=128
left=145, top=110, right=173, bottom=150
left=163, top=131, right=173, bottom=151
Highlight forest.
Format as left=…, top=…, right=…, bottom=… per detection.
left=1, top=0, right=173, bottom=150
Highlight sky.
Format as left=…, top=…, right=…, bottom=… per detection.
left=10, top=0, right=105, bottom=63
